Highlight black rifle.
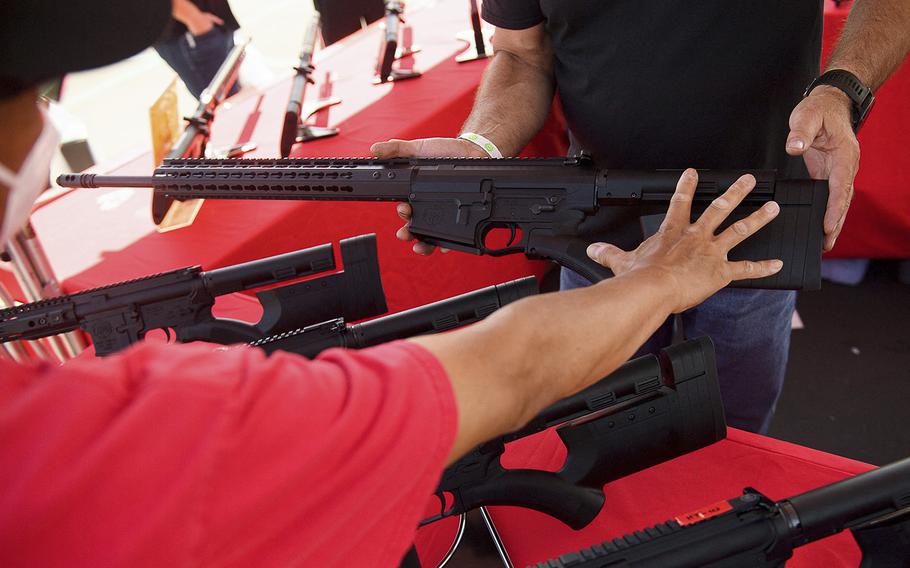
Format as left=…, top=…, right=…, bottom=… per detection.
left=533, top=456, right=910, bottom=567
left=60, top=157, right=828, bottom=289
left=425, top=337, right=726, bottom=530
left=251, top=276, right=538, bottom=357
left=375, top=1, right=420, bottom=83
left=280, top=11, right=340, bottom=158
left=152, top=39, right=249, bottom=224
left=0, top=235, right=387, bottom=356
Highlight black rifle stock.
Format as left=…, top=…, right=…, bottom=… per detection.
left=152, top=39, right=249, bottom=224
left=0, top=235, right=387, bottom=356
left=532, top=456, right=910, bottom=567
left=251, top=276, right=538, bottom=357
left=58, top=157, right=828, bottom=290
left=280, top=11, right=339, bottom=157
left=425, top=337, right=726, bottom=530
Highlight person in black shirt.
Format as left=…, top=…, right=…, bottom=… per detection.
left=374, top=1, right=910, bottom=433
left=154, top=0, right=242, bottom=99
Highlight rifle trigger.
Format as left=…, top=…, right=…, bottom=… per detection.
left=507, top=225, right=517, bottom=247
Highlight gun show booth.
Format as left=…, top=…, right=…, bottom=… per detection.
left=1, top=0, right=909, bottom=567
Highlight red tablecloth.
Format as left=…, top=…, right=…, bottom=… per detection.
left=413, top=428, right=874, bottom=567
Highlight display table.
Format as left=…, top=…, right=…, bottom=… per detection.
left=0, top=2, right=895, bottom=566
left=1, top=0, right=555, bottom=311
left=413, top=428, right=874, bottom=567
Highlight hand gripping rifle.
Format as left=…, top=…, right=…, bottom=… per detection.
left=0, top=235, right=387, bottom=356
left=424, top=337, right=726, bottom=530
left=251, top=276, right=538, bottom=357
left=59, top=157, right=828, bottom=289
left=153, top=38, right=250, bottom=224
left=279, top=11, right=340, bottom=157
left=532, top=455, right=910, bottom=567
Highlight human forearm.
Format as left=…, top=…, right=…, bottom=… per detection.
left=827, top=0, right=910, bottom=90
left=460, top=48, right=555, bottom=156
left=411, top=271, right=673, bottom=462
left=171, top=0, right=202, bottom=25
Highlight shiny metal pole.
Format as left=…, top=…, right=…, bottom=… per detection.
left=0, top=281, right=46, bottom=363
left=13, top=223, right=86, bottom=357
left=3, top=225, right=85, bottom=361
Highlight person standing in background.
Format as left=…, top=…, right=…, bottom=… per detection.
left=154, top=0, right=242, bottom=99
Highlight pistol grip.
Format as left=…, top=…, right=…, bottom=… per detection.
left=460, top=469, right=605, bottom=530
left=526, top=234, right=614, bottom=283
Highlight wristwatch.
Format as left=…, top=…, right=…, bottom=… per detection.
left=804, top=69, right=875, bottom=132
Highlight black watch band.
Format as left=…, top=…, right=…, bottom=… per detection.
left=804, top=69, right=875, bottom=132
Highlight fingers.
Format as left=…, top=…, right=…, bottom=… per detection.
left=695, top=174, right=757, bottom=234
left=208, top=13, right=225, bottom=25
left=396, top=203, right=412, bottom=221
left=786, top=101, right=823, bottom=156
left=586, top=242, right=626, bottom=271
left=394, top=202, right=436, bottom=254
left=726, top=259, right=784, bottom=282
left=822, top=147, right=858, bottom=251
left=661, top=168, right=698, bottom=231
left=371, top=139, right=417, bottom=158
left=717, top=200, right=780, bottom=250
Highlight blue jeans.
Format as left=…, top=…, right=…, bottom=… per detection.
left=561, top=268, right=796, bottom=435
left=154, top=26, right=239, bottom=100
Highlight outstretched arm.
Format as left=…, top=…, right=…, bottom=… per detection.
left=412, top=171, right=784, bottom=463
left=787, top=0, right=910, bottom=251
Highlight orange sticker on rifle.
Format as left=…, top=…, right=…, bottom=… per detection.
left=674, top=500, right=733, bottom=526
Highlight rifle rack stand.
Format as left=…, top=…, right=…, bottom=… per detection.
left=455, top=0, right=492, bottom=63
left=455, top=29, right=492, bottom=63
left=296, top=96, right=342, bottom=142
left=374, top=27, right=422, bottom=84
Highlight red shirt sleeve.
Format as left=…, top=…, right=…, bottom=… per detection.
left=0, top=340, right=456, bottom=568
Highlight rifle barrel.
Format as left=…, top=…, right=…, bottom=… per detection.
left=788, top=455, right=910, bottom=541
left=349, top=276, right=537, bottom=347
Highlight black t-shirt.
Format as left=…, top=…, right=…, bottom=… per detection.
left=159, top=0, right=241, bottom=43
left=482, top=0, right=823, bottom=249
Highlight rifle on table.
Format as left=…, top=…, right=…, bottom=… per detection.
left=251, top=276, right=538, bottom=357
left=0, top=235, right=387, bottom=356
left=533, top=455, right=910, bottom=567
left=153, top=38, right=251, bottom=224
left=375, top=1, right=421, bottom=83
left=279, top=11, right=340, bottom=158
left=424, top=336, right=726, bottom=530
left=59, top=157, right=828, bottom=289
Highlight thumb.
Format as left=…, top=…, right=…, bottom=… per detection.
left=786, top=102, right=823, bottom=156
left=370, top=139, right=417, bottom=158
left=587, top=242, right=625, bottom=270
